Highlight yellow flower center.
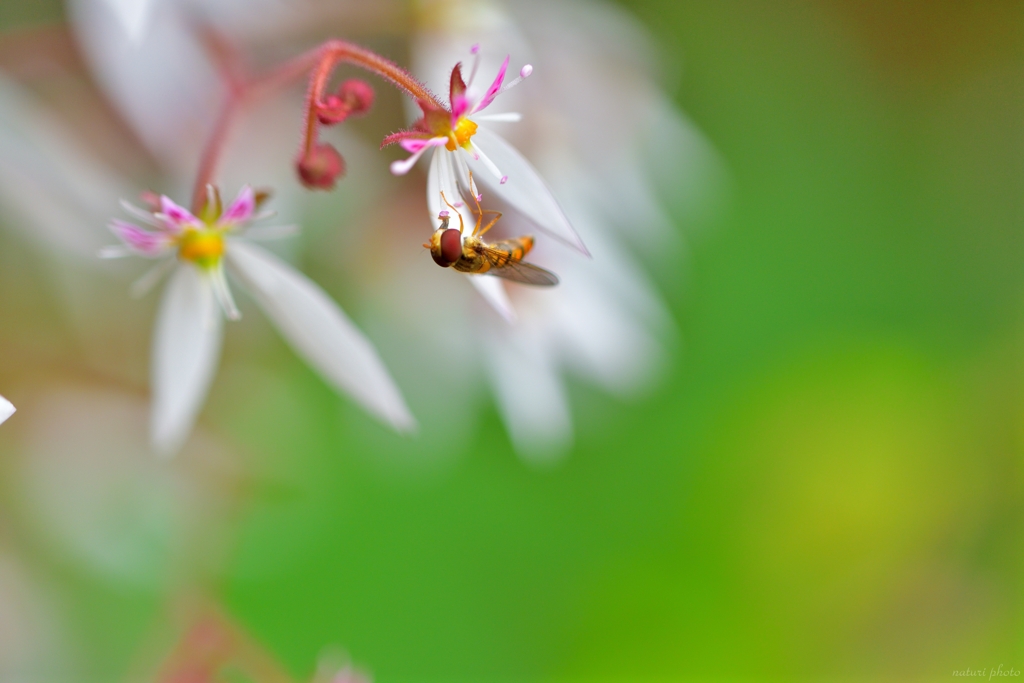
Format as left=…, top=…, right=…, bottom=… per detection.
left=446, top=117, right=478, bottom=151
left=177, top=228, right=225, bottom=268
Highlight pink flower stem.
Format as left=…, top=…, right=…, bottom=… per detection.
left=297, top=40, right=445, bottom=157
left=190, top=38, right=445, bottom=213
left=190, top=95, right=240, bottom=215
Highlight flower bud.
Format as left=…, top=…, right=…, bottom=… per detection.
left=316, top=79, right=375, bottom=125
left=297, top=143, right=345, bottom=189
left=316, top=95, right=349, bottom=125
left=338, top=79, right=374, bottom=115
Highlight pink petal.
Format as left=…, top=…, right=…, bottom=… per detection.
left=474, top=55, right=510, bottom=114
left=451, top=94, right=470, bottom=125
left=399, top=136, right=447, bottom=153
left=222, top=186, right=255, bottom=223
left=110, top=220, right=170, bottom=257
left=449, top=62, right=467, bottom=104
left=391, top=139, right=446, bottom=176
left=159, top=196, right=198, bottom=231
left=381, top=129, right=429, bottom=149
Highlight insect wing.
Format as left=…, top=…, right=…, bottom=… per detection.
left=486, top=259, right=560, bottom=287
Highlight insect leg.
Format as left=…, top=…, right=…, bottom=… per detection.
left=475, top=210, right=503, bottom=238
left=439, top=191, right=466, bottom=234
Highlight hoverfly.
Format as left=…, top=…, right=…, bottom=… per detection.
left=424, top=176, right=559, bottom=287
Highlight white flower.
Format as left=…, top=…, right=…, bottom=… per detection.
left=0, top=395, right=13, bottom=425
left=385, top=43, right=589, bottom=318
left=384, top=0, right=723, bottom=459
left=101, top=185, right=415, bottom=455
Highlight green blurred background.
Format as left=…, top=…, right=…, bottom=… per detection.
left=2, top=1, right=1024, bottom=681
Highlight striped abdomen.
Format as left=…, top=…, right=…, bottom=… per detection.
left=453, top=235, right=535, bottom=275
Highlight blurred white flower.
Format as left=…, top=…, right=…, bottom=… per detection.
left=0, top=395, right=13, bottom=425
left=0, top=73, right=134, bottom=262
left=9, top=383, right=238, bottom=587
left=389, top=0, right=723, bottom=459
left=0, top=551, right=66, bottom=679
left=102, top=0, right=154, bottom=44
left=102, top=186, right=415, bottom=455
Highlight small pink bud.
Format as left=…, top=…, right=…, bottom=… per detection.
left=297, top=143, right=345, bottom=190
left=316, top=80, right=374, bottom=125
left=339, top=79, right=375, bottom=116
left=317, top=95, right=350, bottom=125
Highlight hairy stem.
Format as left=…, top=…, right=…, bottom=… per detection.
left=299, top=40, right=444, bottom=155
left=190, top=37, right=445, bottom=211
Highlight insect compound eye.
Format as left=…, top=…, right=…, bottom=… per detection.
left=431, top=227, right=463, bottom=267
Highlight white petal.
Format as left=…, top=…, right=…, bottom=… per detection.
left=225, top=240, right=415, bottom=433
left=551, top=272, right=666, bottom=396
left=427, top=151, right=520, bottom=322
left=425, top=147, right=446, bottom=220
left=0, top=395, right=14, bottom=425
left=67, top=0, right=218, bottom=166
left=427, top=148, right=475, bottom=233
left=102, top=0, right=153, bottom=44
left=474, top=112, right=523, bottom=123
left=151, top=265, right=223, bottom=457
left=464, top=127, right=589, bottom=255
left=468, top=276, right=516, bottom=324
left=483, top=331, right=572, bottom=462
left=0, top=74, right=136, bottom=261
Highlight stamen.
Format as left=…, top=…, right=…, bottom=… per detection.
left=467, top=171, right=482, bottom=200
left=97, top=245, right=132, bottom=259
left=209, top=264, right=241, bottom=320
left=467, top=142, right=505, bottom=183
left=251, top=209, right=278, bottom=222
left=498, top=65, right=532, bottom=95
left=120, top=200, right=161, bottom=228
left=453, top=150, right=475, bottom=198
left=129, top=257, right=176, bottom=298
left=242, top=224, right=301, bottom=241
left=467, top=44, right=481, bottom=89
left=474, top=112, right=523, bottom=123
left=445, top=149, right=473, bottom=213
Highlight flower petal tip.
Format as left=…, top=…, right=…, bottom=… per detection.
left=222, top=185, right=256, bottom=223
left=390, top=158, right=415, bottom=176
left=0, top=396, right=15, bottom=425
left=390, top=410, right=418, bottom=436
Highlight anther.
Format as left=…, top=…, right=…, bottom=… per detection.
left=498, top=65, right=533, bottom=95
